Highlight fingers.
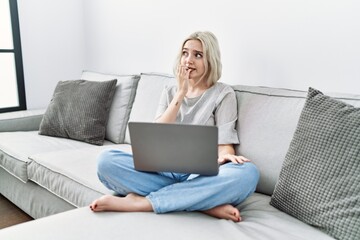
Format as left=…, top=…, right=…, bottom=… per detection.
left=235, top=155, right=251, bottom=164
left=176, top=65, right=191, bottom=94
left=218, top=154, right=251, bottom=165
left=177, top=65, right=192, bottom=80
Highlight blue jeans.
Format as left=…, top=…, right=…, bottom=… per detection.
left=97, top=149, right=259, bottom=214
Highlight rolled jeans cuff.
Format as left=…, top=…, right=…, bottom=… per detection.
left=146, top=194, right=161, bottom=214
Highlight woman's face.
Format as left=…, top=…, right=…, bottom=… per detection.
left=181, top=39, right=206, bottom=81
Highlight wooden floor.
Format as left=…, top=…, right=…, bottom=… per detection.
left=0, top=194, right=33, bottom=229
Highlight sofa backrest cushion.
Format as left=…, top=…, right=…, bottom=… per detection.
left=124, top=73, right=176, bottom=144
left=233, top=85, right=360, bottom=196
left=81, top=70, right=140, bottom=144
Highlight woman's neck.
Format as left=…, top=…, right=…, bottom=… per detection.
left=186, top=80, right=212, bottom=98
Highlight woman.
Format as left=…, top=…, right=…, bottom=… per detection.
left=90, top=31, right=259, bottom=222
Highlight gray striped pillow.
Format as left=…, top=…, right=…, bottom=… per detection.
left=270, top=87, right=360, bottom=240
left=39, top=79, right=117, bottom=145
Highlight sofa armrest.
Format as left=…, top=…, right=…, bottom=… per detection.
left=0, top=109, right=45, bottom=132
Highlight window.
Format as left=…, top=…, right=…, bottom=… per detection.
left=0, top=0, right=26, bottom=113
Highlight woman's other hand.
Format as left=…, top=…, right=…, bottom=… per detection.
left=218, top=154, right=251, bottom=165
left=218, top=144, right=251, bottom=165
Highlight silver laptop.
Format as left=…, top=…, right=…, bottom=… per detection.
left=128, top=122, right=219, bottom=176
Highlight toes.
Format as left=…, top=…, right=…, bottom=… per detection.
left=89, top=200, right=99, bottom=212
left=230, top=213, right=241, bottom=222
left=230, top=208, right=241, bottom=222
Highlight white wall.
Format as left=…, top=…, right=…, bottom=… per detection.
left=18, top=0, right=85, bottom=109
left=19, top=0, right=360, bottom=109
left=84, top=0, right=360, bottom=94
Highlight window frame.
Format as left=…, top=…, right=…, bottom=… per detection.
left=0, top=0, right=26, bottom=113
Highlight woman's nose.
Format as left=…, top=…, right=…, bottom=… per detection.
left=185, top=55, right=194, bottom=64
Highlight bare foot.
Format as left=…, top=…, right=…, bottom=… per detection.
left=203, top=204, right=241, bottom=222
left=90, top=193, right=153, bottom=212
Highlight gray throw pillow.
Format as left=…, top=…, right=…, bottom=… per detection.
left=39, top=79, right=117, bottom=145
left=270, top=87, right=360, bottom=240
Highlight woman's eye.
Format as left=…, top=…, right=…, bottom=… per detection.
left=182, top=51, right=188, bottom=56
left=195, top=53, right=203, bottom=58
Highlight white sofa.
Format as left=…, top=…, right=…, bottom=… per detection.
left=0, top=71, right=359, bottom=240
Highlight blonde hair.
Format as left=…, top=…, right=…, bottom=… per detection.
left=173, top=31, right=222, bottom=87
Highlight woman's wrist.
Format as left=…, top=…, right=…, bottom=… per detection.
left=174, top=91, right=186, bottom=106
left=177, top=87, right=187, bottom=97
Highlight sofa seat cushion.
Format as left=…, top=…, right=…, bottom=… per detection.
left=0, top=131, right=112, bottom=182
left=27, top=144, right=132, bottom=208
left=0, top=193, right=334, bottom=240
left=0, top=167, right=75, bottom=219
left=236, top=193, right=335, bottom=240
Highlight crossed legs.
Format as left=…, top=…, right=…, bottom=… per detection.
left=90, top=150, right=259, bottom=222
left=90, top=194, right=242, bottom=222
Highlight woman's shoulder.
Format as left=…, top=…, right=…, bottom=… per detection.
left=163, top=84, right=177, bottom=95
left=208, top=82, right=236, bottom=106
left=213, top=82, right=235, bottom=95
